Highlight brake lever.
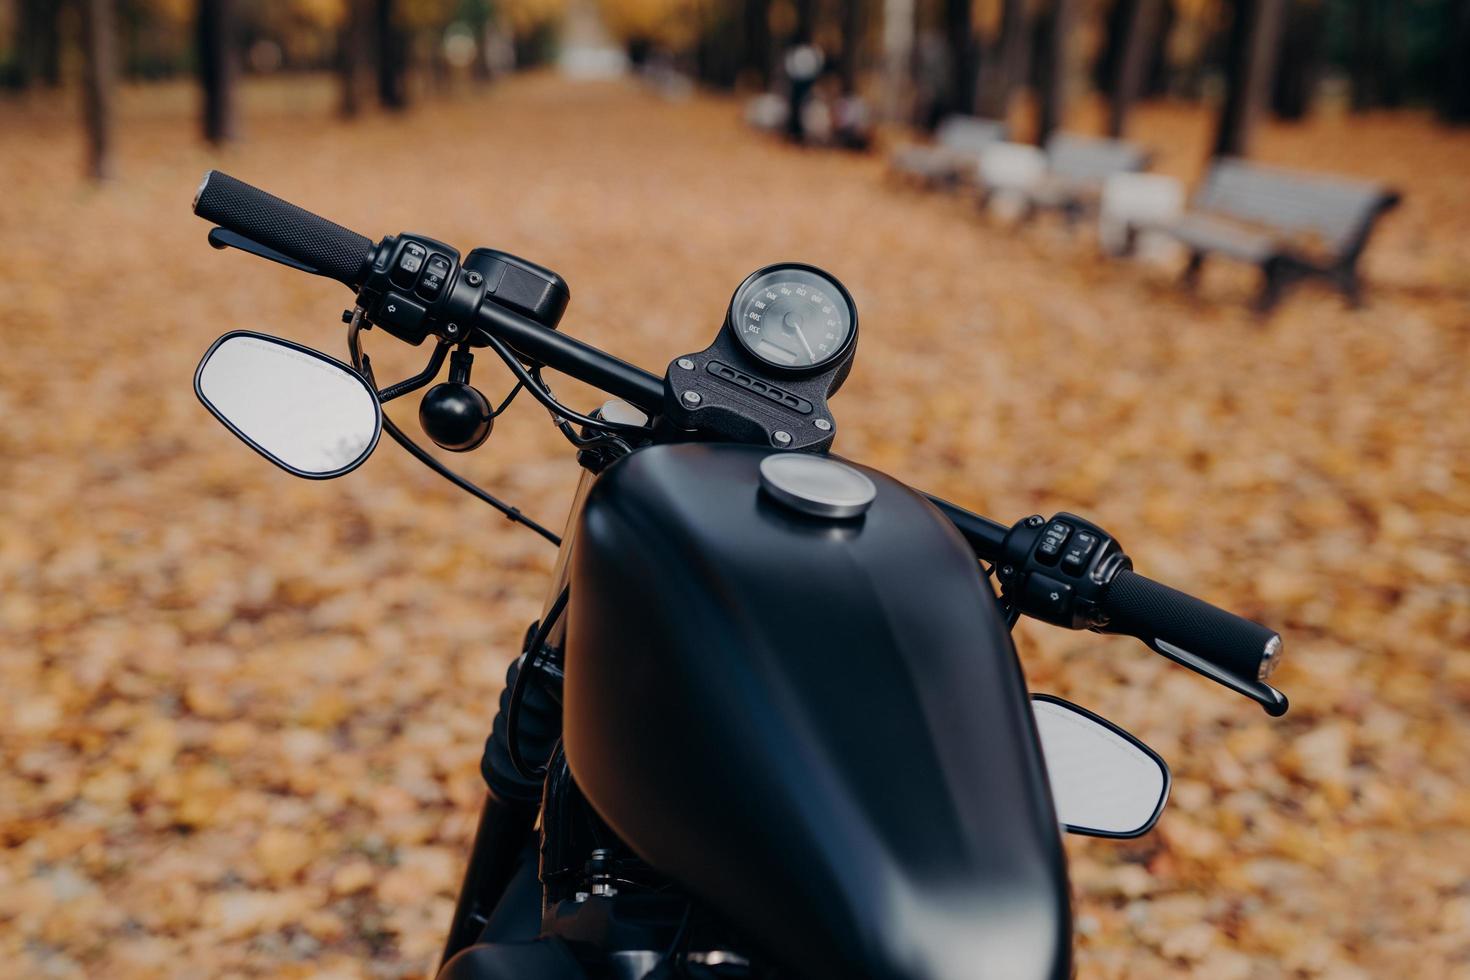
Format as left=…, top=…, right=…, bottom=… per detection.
left=208, top=227, right=326, bottom=278
left=1145, top=639, right=1289, bottom=716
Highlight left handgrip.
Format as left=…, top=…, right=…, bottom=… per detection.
left=193, top=170, right=375, bottom=288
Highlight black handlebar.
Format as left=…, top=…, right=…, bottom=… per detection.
left=1100, top=570, right=1287, bottom=714
left=194, top=171, right=374, bottom=288
left=192, top=171, right=1286, bottom=716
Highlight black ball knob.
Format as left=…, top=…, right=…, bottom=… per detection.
left=419, top=382, right=493, bottom=451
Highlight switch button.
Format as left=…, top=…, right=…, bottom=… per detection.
left=392, top=241, right=427, bottom=288
left=1060, top=531, right=1099, bottom=574
left=418, top=254, right=452, bottom=302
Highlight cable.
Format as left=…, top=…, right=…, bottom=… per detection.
left=349, top=316, right=562, bottom=546
left=506, top=586, right=571, bottom=780
left=490, top=381, right=524, bottom=418
left=480, top=331, right=652, bottom=437
left=379, top=414, right=562, bottom=545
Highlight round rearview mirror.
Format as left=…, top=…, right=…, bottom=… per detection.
left=1032, top=695, right=1171, bottom=838
left=195, top=331, right=382, bottom=479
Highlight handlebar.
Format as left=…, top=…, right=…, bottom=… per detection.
left=1100, top=570, right=1286, bottom=715
left=194, top=171, right=374, bottom=288
left=192, top=170, right=1286, bottom=715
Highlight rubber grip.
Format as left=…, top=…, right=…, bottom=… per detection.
left=193, top=171, right=374, bottom=287
left=1102, top=569, right=1281, bottom=683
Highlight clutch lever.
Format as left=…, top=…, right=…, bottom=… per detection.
left=208, top=227, right=326, bottom=278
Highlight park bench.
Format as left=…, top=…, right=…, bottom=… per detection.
left=1135, top=159, right=1401, bottom=311
left=979, top=133, right=1152, bottom=221
left=889, top=115, right=1008, bottom=187
left=1033, top=134, right=1152, bottom=218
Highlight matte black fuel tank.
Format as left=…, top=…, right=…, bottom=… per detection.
left=563, top=444, right=1070, bottom=980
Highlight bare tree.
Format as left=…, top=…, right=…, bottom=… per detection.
left=80, top=0, right=117, bottom=180
left=1107, top=0, right=1161, bottom=137
left=1037, top=0, right=1076, bottom=144
left=977, top=0, right=1030, bottom=120
left=1271, top=0, right=1325, bottom=120
left=376, top=0, right=409, bottom=110
left=19, top=0, right=63, bottom=89
left=881, top=0, right=916, bottom=118
left=1443, top=0, right=1470, bottom=123
left=1212, top=0, right=1285, bottom=158
left=838, top=0, right=865, bottom=94
left=198, top=0, right=239, bottom=144
left=743, top=0, right=773, bottom=88
left=338, top=0, right=370, bottom=118
left=944, top=0, right=975, bottom=115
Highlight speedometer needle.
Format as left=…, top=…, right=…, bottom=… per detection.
left=793, top=324, right=816, bottom=362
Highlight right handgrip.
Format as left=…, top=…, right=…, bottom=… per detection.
left=193, top=171, right=375, bottom=288
left=1101, top=569, right=1288, bottom=715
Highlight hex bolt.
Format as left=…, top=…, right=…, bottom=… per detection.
left=682, top=390, right=702, bottom=406
left=814, top=419, right=832, bottom=431
left=773, top=430, right=792, bottom=447
left=677, top=358, right=695, bottom=371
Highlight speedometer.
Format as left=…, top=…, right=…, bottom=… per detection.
left=728, top=264, right=855, bottom=372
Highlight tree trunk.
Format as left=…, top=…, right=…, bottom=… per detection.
left=338, top=0, right=369, bottom=117
left=198, top=0, right=238, bottom=144
left=1107, top=0, right=1160, bottom=136
left=742, top=0, right=772, bottom=87
left=80, top=0, right=117, bottom=180
left=944, top=0, right=975, bottom=115
left=376, top=0, right=409, bottom=110
left=19, top=0, right=64, bottom=89
left=1441, top=0, right=1470, bottom=123
left=1212, top=0, right=1284, bottom=159
left=1349, top=0, right=1381, bottom=111
left=1270, top=0, right=1324, bottom=119
left=794, top=0, right=816, bottom=44
left=881, top=0, right=916, bottom=118
left=977, top=0, right=1029, bottom=119
left=839, top=0, right=864, bottom=95
left=1037, top=0, right=1075, bottom=144
left=337, top=1, right=364, bottom=117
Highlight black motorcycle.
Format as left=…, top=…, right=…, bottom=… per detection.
left=189, top=171, right=1288, bottom=980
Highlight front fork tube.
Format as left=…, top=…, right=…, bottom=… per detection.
left=438, top=470, right=596, bottom=971
left=439, top=792, right=538, bottom=969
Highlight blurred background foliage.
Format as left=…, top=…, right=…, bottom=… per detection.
left=2, top=0, right=1467, bottom=179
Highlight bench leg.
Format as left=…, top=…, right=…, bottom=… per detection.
left=1255, top=259, right=1291, bottom=313
left=1335, top=267, right=1364, bottom=308
left=1182, top=251, right=1206, bottom=289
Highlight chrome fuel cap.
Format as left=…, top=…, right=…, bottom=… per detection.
left=759, top=454, right=876, bottom=519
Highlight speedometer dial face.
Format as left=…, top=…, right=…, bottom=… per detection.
left=729, top=265, right=855, bottom=372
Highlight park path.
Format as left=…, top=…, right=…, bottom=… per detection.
left=1, top=74, right=1467, bottom=978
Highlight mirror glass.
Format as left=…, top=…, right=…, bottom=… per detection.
left=196, top=332, right=381, bottom=478
left=1032, top=695, right=1170, bottom=838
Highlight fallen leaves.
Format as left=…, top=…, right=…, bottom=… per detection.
left=1, top=72, right=1467, bottom=977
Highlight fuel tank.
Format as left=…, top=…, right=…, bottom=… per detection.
left=563, top=444, right=1070, bottom=980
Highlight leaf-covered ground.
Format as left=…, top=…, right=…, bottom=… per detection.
left=1, top=74, right=1467, bottom=978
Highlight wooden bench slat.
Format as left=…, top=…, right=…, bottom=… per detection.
left=1195, top=159, right=1393, bottom=253
left=1043, top=134, right=1150, bottom=183
left=890, top=115, right=1008, bottom=184
left=1165, top=213, right=1279, bottom=263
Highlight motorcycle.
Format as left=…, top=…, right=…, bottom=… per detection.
left=189, top=170, right=1288, bottom=980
